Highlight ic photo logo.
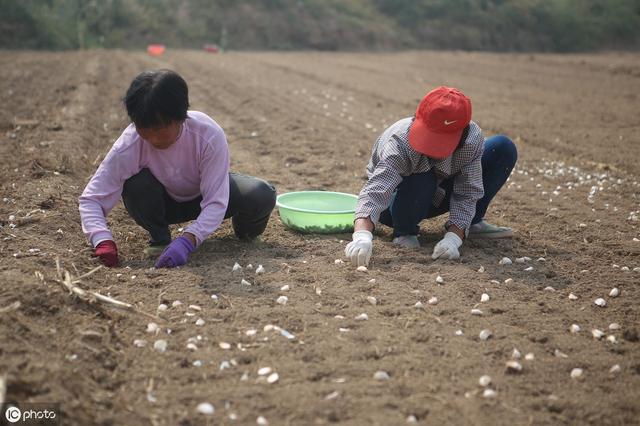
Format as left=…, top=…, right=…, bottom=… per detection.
left=3, top=403, right=59, bottom=425
left=4, top=405, right=21, bottom=423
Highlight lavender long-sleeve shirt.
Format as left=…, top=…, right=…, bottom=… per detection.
left=79, top=111, right=230, bottom=247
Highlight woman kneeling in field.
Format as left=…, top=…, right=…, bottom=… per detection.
left=79, top=69, right=276, bottom=268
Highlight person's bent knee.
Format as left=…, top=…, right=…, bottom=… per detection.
left=491, top=135, right=518, bottom=163
left=254, top=180, right=277, bottom=213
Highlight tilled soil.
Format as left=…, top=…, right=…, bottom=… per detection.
left=0, top=50, right=639, bottom=426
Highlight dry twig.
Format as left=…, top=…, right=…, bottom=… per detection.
left=51, top=257, right=160, bottom=321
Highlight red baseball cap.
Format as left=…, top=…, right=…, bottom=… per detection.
left=408, top=86, right=472, bottom=159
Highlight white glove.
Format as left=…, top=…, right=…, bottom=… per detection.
left=431, top=232, right=463, bottom=260
left=345, top=230, right=373, bottom=267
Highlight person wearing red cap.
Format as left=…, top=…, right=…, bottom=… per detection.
left=345, top=86, right=517, bottom=267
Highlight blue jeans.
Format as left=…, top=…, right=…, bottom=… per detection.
left=379, top=135, right=517, bottom=237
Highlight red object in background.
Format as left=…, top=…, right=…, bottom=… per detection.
left=203, top=44, right=219, bottom=53
left=147, top=44, right=166, bottom=56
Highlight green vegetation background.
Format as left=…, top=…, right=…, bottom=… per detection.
left=1, top=0, right=639, bottom=51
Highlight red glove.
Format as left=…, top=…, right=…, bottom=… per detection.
left=95, top=240, right=118, bottom=267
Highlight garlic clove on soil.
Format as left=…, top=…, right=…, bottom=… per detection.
left=428, top=297, right=438, bottom=305
left=373, top=371, right=390, bottom=381
left=232, top=262, right=242, bottom=272
left=276, top=296, right=288, bottom=305
left=609, top=288, right=620, bottom=297
left=483, top=389, right=497, bottom=398
left=569, top=324, right=581, bottom=334
left=512, top=348, right=521, bottom=359
left=196, top=402, right=215, bottom=415
left=478, top=375, right=492, bottom=387
left=153, top=339, right=167, bottom=353
left=367, top=296, right=377, bottom=306
left=480, top=293, right=490, bottom=303
left=256, top=264, right=266, bottom=274
left=471, top=309, right=483, bottom=316
left=594, top=298, right=606, bottom=307
left=499, top=257, right=512, bottom=265
left=479, top=329, right=492, bottom=341
left=241, top=279, right=252, bottom=286
left=435, top=275, right=444, bottom=284
left=356, top=266, right=368, bottom=272
left=524, top=353, right=535, bottom=361
left=568, top=293, right=578, bottom=300
left=570, top=368, right=583, bottom=379
left=355, top=313, right=369, bottom=321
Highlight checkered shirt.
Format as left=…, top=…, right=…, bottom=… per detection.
left=355, top=117, right=485, bottom=232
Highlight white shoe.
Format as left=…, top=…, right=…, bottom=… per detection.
left=392, top=235, right=420, bottom=249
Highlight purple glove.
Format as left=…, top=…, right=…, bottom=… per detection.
left=154, top=236, right=195, bottom=268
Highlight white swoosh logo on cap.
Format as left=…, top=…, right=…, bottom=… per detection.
left=444, top=120, right=457, bottom=125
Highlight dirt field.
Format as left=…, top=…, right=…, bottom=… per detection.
left=1, top=49, right=639, bottom=426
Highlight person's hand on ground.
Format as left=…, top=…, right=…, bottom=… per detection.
left=345, top=230, right=373, bottom=267
left=95, top=240, right=119, bottom=267
left=431, top=232, right=462, bottom=260
left=155, top=235, right=195, bottom=268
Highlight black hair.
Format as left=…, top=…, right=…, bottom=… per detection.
left=124, top=69, right=189, bottom=128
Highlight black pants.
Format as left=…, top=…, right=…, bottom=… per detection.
left=122, top=168, right=276, bottom=245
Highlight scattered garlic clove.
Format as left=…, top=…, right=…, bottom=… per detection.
left=373, top=370, right=390, bottom=381
left=195, top=318, right=205, bottom=326
left=428, top=297, right=438, bottom=305
left=172, top=300, right=182, bottom=308
left=544, top=286, right=555, bottom=292
left=334, top=259, right=344, bottom=265
left=435, top=275, right=444, bottom=284
left=245, top=329, right=257, bottom=336
left=188, top=305, right=202, bottom=311
left=280, top=284, right=290, bottom=291
left=506, top=360, right=523, bottom=373
left=480, top=293, right=490, bottom=303
left=609, top=288, right=620, bottom=297
left=512, top=348, right=521, bottom=359
left=276, top=296, right=288, bottom=305
left=515, top=257, right=526, bottom=263
left=568, top=293, right=578, bottom=300
left=524, top=353, right=535, bottom=361
left=246, top=264, right=253, bottom=270
left=257, top=416, right=269, bottom=425
left=554, top=349, right=568, bottom=358
left=368, top=278, right=376, bottom=283
left=147, top=322, right=159, bottom=334
left=133, top=339, right=147, bottom=347
left=570, top=368, right=583, bottom=379
left=609, top=364, right=621, bottom=374
left=479, top=329, right=492, bottom=341
left=157, top=303, right=168, bottom=311
left=477, top=266, right=485, bottom=273
left=537, top=257, right=546, bottom=262
left=153, top=339, right=167, bottom=353
left=471, top=309, right=483, bottom=316
left=232, top=262, right=242, bottom=272
left=406, top=415, right=418, bottom=424
left=483, top=389, right=497, bottom=398
left=609, top=323, right=621, bottom=330
left=592, top=329, right=605, bottom=339
left=219, top=342, right=231, bottom=350
left=256, top=265, right=265, bottom=274
left=504, top=278, right=514, bottom=284
left=569, top=324, right=581, bottom=333
left=490, top=280, right=500, bottom=285
left=414, top=301, right=424, bottom=309
left=499, top=257, right=512, bottom=265
left=478, top=375, right=492, bottom=387
left=267, top=372, right=279, bottom=384
left=367, top=296, right=377, bottom=306
left=524, top=266, right=534, bottom=272
left=594, top=298, right=606, bottom=307
left=355, top=313, right=369, bottom=321
left=356, top=266, right=368, bottom=272
left=455, top=330, right=464, bottom=336
left=607, top=335, right=617, bottom=344
left=258, top=367, right=272, bottom=376
left=241, top=279, right=252, bottom=286
left=196, top=402, right=215, bottom=415
left=186, top=343, right=198, bottom=351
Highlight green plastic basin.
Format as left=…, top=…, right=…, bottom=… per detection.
left=276, top=191, right=358, bottom=234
